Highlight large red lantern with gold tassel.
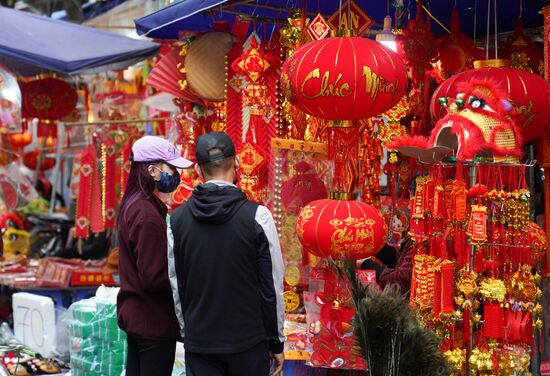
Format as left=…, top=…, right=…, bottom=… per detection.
left=430, top=60, right=550, bottom=142
left=296, top=199, right=387, bottom=260
left=281, top=36, right=407, bottom=120
left=21, top=77, right=78, bottom=137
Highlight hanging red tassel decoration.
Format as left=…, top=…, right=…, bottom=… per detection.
left=484, top=302, right=502, bottom=339
left=441, top=262, right=455, bottom=313
left=433, top=267, right=442, bottom=318
left=75, top=145, right=95, bottom=239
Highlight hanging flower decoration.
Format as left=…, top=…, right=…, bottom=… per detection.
left=432, top=7, right=484, bottom=82
left=397, top=1, right=440, bottom=85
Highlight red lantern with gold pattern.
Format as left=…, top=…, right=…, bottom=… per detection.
left=21, top=77, right=78, bottom=138
left=430, top=60, right=550, bottom=142
left=296, top=199, right=387, bottom=260
left=281, top=37, right=407, bottom=120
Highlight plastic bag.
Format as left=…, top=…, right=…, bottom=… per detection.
left=68, top=286, right=126, bottom=376
left=55, top=306, right=70, bottom=361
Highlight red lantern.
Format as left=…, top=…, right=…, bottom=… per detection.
left=430, top=60, right=550, bottom=142
left=296, top=199, right=387, bottom=260
left=8, top=132, right=32, bottom=148
left=281, top=37, right=407, bottom=120
left=23, top=150, right=55, bottom=171
left=20, top=77, right=78, bottom=138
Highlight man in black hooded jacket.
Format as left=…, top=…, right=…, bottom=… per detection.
left=167, top=132, right=285, bottom=376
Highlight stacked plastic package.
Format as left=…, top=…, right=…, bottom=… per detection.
left=68, top=286, right=127, bottom=376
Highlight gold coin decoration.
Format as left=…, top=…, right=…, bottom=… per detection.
left=283, top=290, right=300, bottom=312
left=284, top=264, right=301, bottom=286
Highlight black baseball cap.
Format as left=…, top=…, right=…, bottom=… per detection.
left=196, top=132, right=236, bottom=165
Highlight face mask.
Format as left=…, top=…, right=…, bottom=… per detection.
left=154, top=167, right=180, bottom=193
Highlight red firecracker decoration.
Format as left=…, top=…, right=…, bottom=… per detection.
left=296, top=199, right=387, bottom=260
left=281, top=36, right=407, bottom=121
left=226, top=33, right=280, bottom=203
left=21, top=78, right=77, bottom=138
left=430, top=60, right=550, bottom=142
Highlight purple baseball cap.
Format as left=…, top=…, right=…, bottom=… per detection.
left=132, top=136, right=193, bottom=169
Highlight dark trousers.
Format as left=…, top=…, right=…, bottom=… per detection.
left=126, top=336, right=176, bottom=376
left=185, top=341, right=269, bottom=376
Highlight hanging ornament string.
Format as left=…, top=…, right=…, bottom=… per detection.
left=102, top=139, right=116, bottom=229
left=90, top=148, right=104, bottom=234
left=120, top=144, right=132, bottom=200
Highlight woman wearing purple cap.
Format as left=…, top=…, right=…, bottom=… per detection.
left=117, top=136, right=193, bottom=376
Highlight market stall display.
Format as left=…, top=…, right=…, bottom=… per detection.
left=0, top=0, right=546, bottom=374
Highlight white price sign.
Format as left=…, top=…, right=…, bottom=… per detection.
left=12, top=293, right=56, bottom=356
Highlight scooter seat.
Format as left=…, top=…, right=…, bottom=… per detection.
left=28, top=213, right=74, bottom=226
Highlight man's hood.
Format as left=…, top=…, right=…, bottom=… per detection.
left=186, top=183, right=248, bottom=224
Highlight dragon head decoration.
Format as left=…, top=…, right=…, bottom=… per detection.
left=390, top=79, right=523, bottom=162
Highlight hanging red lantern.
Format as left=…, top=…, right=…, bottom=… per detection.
left=8, top=132, right=32, bottom=148
left=20, top=77, right=78, bottom=138
left=281, top=36, right=407, bottom=121
left=296, top=199, right=387, bottom=260
left=430, top=60, right=550, bottom=142
left=23, top=150, right=55, bottom=171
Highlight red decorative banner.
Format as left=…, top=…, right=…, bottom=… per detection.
left=469, top=205, right=487, bottom=243
left=327, top=0, right=374, bottom=35
left=227, top=34, right=279, bottom=203
left=75, top=145, right=95, bottom=239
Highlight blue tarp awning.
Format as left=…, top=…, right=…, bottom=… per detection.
left=134, top=0, right=544, bottom=40
left=135, top=0, right=227, bottom=38
left=0, top=6, right=160, bottom=76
